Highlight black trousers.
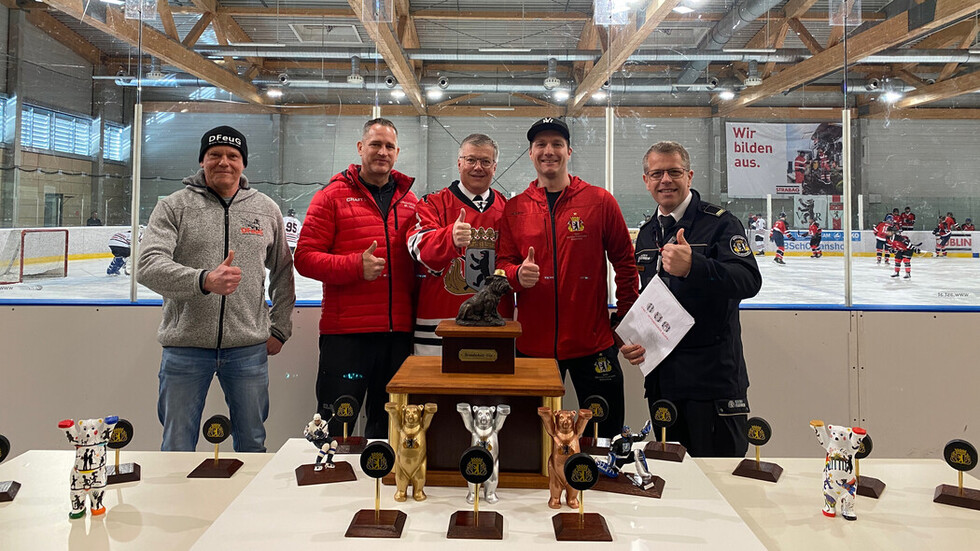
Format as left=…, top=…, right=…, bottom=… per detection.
left=316, top=332, right=412, bottom=439
left=644, top=395, right=748, bottom=457
left=518, top=345, right=625, bottom=438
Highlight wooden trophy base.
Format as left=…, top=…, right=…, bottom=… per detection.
left=436, top=320, right=520, bottom=374
left=345, top=509, right=407, bottom=538
left=295, top=462, right=356, bottom=486
left=187, top=458, right=243, bottom=478
left=732, top=458, right=783, bottom=483
left=447, top=511, right=504, bottom=540
left=335, top=437, right=366, bottom=455
left=644, top=441, right=687, bottom=463
left=106, top=462, right=141, bottom=485
left=593, top=473, right=665, bottom=498
left=552, top=512, right=613, bottom=542
left=580, top=437, right=611, bottom=456
left=857, top=475, right=886, bottom=499
left=933, top=484, right=980, bottom=510
left=0, top=480, right=21, bottom=502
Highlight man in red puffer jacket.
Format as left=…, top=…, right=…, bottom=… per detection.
left=295, top=118, right=418, bottom=438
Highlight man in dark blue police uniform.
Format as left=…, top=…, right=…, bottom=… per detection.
left=620, top=141, right=762, bottom=457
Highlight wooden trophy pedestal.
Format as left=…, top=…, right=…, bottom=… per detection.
left=732, top=458, right=783, bottom=483
left=334, top=437, right=366, bottom=455
left=933, top=484, right=980, bottom=510
left=345, top=509, right=407, bottom=538
left=436, top=320, right=521, bottom=374
left=580, top=437, right=611, bottom=456
left=644, top=441, right=687, bottom=463
left=593, top=473, right=665, bottom=498
left=106, top=462, right=142, bottom=485
left=447, top=511, right=504, bottom=540
left=187, top=458, right=243, bottom=478
left=857, top=475, right=886, bottom=499
left=386, top=355, right=564, bottom=489
left=552, top=512, right=613, bottom=541
left=0, top=480, right=21, bottom=502
left=294, top=462, right=357, bottom=486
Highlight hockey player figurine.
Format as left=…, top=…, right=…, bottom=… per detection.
left=304, top=412, right=338, bottom=471
left=810, top=420, right=867, bottom=521
left=770, top=212, right=794, bottom=264
left=597, top=420, right=655, bottom=488
left=538, top=406, right=592, bottom=509
left=58, top=416, right=118, bottom=519
left=456, top=403, right=511, bottom=504
left=808, top=220, right=823, bottom=258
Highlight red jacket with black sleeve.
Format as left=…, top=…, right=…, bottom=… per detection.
left=496, top=176, right=639, bottom=360
left=294, top=164, right=418, bottom=334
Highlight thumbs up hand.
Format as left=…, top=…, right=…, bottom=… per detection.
left=661, top=227, right=692, bottom=277
left=205, top=250, right=242, bottom=295
left=518, top=246, right=540, bottom=288
left=452, top=208, right=472, bottom=248
left=362, top=241, right=386, bottom=281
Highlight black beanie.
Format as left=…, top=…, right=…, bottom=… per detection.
left=199, top=126, right=248, bottom=167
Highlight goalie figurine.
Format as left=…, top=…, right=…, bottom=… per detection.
left=304, top=412, right=337, bottom=471
left=597, top=420, right=655, bottom=488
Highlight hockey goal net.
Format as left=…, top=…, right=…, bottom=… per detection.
left=0, top=229, right=69, bottom=284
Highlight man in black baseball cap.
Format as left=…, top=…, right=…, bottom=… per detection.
left=199, top=125, right=248, bottom=167
left=496, top=116, right=639, bottom=439
left=526, top=117, right=570, bottom=144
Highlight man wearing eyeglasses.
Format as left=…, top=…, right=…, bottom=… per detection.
left=497, top=117, right=639, bottom=438
left=621, top=141, right=761, bottom=457
left=407, top=133, right=513, bottom=354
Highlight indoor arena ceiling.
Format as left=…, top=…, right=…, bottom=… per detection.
left=10, top=0, right=980, bottom=116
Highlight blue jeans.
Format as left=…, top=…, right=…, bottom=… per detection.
left=158, top=344, right=269, bottom=452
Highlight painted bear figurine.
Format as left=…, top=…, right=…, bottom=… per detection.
left=810, top=420, right=867, bottom=521
left=385, top=402, right=437, bottom=502
left=457, top=403, right=511, bottom=504
left=58, top=416, right=118, bottom=519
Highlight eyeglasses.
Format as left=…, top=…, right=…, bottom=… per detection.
left=459, top=156, right=495, bottom=169
left=645, top=168, right=688, bottom=180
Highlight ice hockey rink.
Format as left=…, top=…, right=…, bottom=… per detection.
left=1, top=252, right=979, bottom=308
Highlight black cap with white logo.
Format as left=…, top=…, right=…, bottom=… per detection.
left=527, top=117, right=570, bottom=144
left=200, top=126, right=248, bottom=167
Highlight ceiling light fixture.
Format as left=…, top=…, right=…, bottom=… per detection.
left=673, top=6, right=695, bottom=14
left=882, top=91, right=903, bottom=104
left=591, top=91, right=607, bottom=101
left=427, top=88, right=443, bottom=100
left=391, top=89, right=405, bottom=99
left=718, top=90, right=735, bottom=101
left=266, top=88, right=283, bottom=98
left=554, top=90, right=570, bottom=102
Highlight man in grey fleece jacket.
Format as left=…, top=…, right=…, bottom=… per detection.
left=138, top=126, right=295, bottom=453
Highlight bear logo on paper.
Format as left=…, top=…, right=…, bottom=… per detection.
left=465, top=458, right=488, bottom=477
left=571, top=464, right=594, bottom=484
left=240, top=218, right=264, bottom=236
left=655, top=407, right=672, bottom=423
left=950, top=448, right=972, bottom=466
left=207, top=423, right=225, bottom=439
left=367, top=452, right=388, bottom=471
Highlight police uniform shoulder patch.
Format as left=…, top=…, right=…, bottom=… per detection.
left=701, top=203, right=726, bottom=217
left=730, top=235, right=751, bottom=257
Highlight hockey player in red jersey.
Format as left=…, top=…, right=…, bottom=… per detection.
left=933, top=215, right=952, bottom=257
left=874, top=215, right=895, bottom=264
left=900, top=206, right=916, bottom=231
left=961, top=218, right=975, bottom=231
left=886, top=227, right=920, bottom=279
left=770, top=212, right=794, bottom=264
left=807, top=220, right=823, bottom=258
left=407, top=133, right=513, bottom=355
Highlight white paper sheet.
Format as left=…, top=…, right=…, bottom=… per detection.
left=615, top=275, right=695, bottom=376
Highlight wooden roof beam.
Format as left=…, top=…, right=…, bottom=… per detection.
left=348, top=0, right=425, bottom=113
left=744, top=0, right=820, bottom=50
left=826, top=0, right=857, bottom=48
left=719, top=0, right=980, bottom=115
left=42, top=0, right=263, bottom=104
left=787, top=17, right=823, bottom=55
left=568, top=0, right=680, bottom=116
left=182, top=13, right=213, bottom=47
left=156, top=0, right=180, bottom=41
left=894, top=68, right=980, bottom=108
left=25, top=9, right=103, bottom=66
left=573, top=17, right=599, bottom=84
left=937, top=20, right=979, bottom=81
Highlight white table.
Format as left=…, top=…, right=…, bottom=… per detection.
left=0, top=449, right=271, bottom=551
left=696, top=457, right=980, bottom=550
left=192, top=438, right=765, bottom=550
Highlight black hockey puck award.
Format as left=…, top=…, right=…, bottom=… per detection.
left=448, top=446, right=503, bottom=540
left=644, top=399, right=687, bottom=462
left=732, top=416, right=782, bottom=483
left=346, top=442, right=405, bottom=538
left=187, top=415, right=243, bottom=478
left=854, top=433, right=885, bottom=498
left=106, top=419, right=141, bottom=484
left=934, top=438, right=980, bottom=510
left=579, top=395, right=611, bottom=455
left=334, top=395, right=366, bottom=453
left=552, top=453, right=612, bottom=542
left=0, top=434, right=21, bottom=502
